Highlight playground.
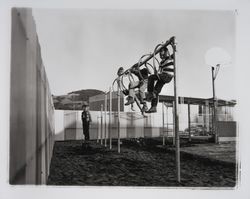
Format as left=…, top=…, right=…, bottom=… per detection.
left=51, top=36, right=237, bottom=186
left=9, top=9, right=238, bottom=188
left=48, top=139, right=236, bottom=187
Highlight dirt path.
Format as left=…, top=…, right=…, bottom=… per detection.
left=47, top=140, right=236, bottom=187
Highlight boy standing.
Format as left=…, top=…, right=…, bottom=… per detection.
left=81, top=102, right=92, bottom=141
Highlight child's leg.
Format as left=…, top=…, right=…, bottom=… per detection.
left=151, top=96, right=159, bottom=108
left=129, top=81, right=140, bottom=99
left=125, top=81, right=140, bottom=106
left=83, top=123, right=89, bottom=141
left=154, top=73, right=172, bottom=94
left=151, top=80, right=164, bottom=107
left=146, top=78, right=165, bottom=113
left=147, top=75, right=158, bottom=101
left=159, top=73, right=173, bottom=84
left=154, top=79, right=165, bottom=95
left=147, top=74, right=158, bottom=93
left=138, top=80, right=148, bottom=111
left=139, top=80, right=147, bottom=102
left=151, top=73, right=172, bottom=108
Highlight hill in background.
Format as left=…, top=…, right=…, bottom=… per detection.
left=52, top=89, right=104, bottom=110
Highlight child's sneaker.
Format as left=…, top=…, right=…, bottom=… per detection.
left=125, top=97, right=134, bottom=105
left=145, top=106, right=157, bottom=113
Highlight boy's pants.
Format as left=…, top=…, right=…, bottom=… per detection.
left=147, top=73, right=173, bottom=107
left=82, top=122, right=90, bottom=141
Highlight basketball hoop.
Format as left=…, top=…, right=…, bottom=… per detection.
left=205, top=47, right=231, bottom=68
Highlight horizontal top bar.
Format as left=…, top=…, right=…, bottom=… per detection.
left=114, top=36, right=176, bottom=80
left=130, top=36, right=175, bottom=70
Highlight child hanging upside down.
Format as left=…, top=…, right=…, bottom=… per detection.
left=125, top=65, right=149, bottom=112
left=146, top=47, right=174, bottom=113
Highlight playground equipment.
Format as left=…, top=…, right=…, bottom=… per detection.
left=91, top=37, right=235, bottom=182
left=104, top=93, right=107, bottom=147
left=112, top=71, right=147, bottom=116
left=97, top=91, right=113, bottom=149
left=112, top=37, right=175, bottom=116
left=111, top=36, right=181, bottom=182
left=109, top=87, right=112, bottom=149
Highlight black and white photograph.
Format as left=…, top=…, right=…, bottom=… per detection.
left=1, top=0, right=250, bottom=199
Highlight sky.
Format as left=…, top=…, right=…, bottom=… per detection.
left=33, top=9, right=236, bottom=100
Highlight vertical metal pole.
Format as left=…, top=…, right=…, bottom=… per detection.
left=212, top=67, right=218, bottom=143
left=101, top=104, right=103, bottom=145
left=214, top=104, right=218, bottom=143
left=162, top=102, right=165, bottom=145
left=202, top=105, right=205, bottom=136
left=166, top=105, right=169, bottom=144
left=188, top=102, right=191, bottom=142
left=109, top=87, right=112, bottom=149
left=173, top=37, right=181, bottom=182
left=209, top=105, right=212, bottom=134
left=172, top=102, right=175, bottom=146
left=225, top=106, right=228, bottom=121
left=117, top=80, right=121, bottom=153
left=97, top=116, right=99, bottom=143
left=205, top=100, right=209, bottom=133
left=104, top=93, right=107, bottom=147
